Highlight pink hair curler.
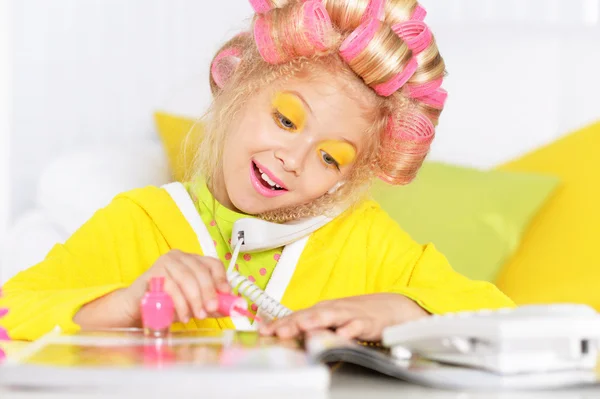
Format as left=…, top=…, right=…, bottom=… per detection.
left=140, top=277, right=175, bottom=338
left=339, top=17, right=380, bottom=63
left=254, top=16, right=281, bottom=64
left=211, top=47, right=242, bottom=89
left=404, top=76, right=443, bottom=98
left=419, top=87, right=448, bottom=108
left=362, top=0, right=386, bottom=22
left=249, top=0, right=273, bottom=13
left=412, top=4, right=427, bottom=21
left=377, top=112, right=435, bottom=184
left=372, top=57, right=418, bottom=97
left=254, top=1, right=333, bottom=64
left=386, top=112, right=435, bottom=143
left=302, top=0, right=333, bottom=52
left=391, top=21, right=432, bottom=55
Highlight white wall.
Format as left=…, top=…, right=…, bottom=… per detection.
left=0, top=0, right=11, bottom=281
left=427, top=25, right=600, bottom=168
left=8, top=0, right=600, bottom=221
left=420, top=0, right=600, bottom=167
left=9, top=0, right=254, bottom=219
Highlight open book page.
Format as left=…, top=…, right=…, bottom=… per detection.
left=0, top=328, right=330, bottom=395
left=304, top=331, right=599, bottom=391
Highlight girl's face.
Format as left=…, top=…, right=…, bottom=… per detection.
left=219, top=71, right=375, bottom=216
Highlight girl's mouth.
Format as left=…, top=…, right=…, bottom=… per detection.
left=250, top=161, right=288, bottom=198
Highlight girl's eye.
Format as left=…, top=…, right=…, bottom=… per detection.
left=274, top=111, right=297, bottom=131
left=320, top=150, right=340, bottom=170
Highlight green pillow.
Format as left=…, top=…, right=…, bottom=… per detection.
left=371, top=162, right=560, bottom=282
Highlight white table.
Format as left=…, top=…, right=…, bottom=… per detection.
left=2, top=364, right=600, bottom=399
left=3, top=342, right=600, bottom=399
left=330, top=364, right=600, bottom=399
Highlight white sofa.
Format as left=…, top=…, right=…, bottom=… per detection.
left=1, top=140, right=171, bottom=283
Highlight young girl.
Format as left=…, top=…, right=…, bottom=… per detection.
left=0, top=0, right=514, bottom=342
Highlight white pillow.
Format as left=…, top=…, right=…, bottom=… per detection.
left=37, top=140, right=171, bottom=236
left=1, top=209, right=67, bottom=283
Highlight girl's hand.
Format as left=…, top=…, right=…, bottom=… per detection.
left=258, top=294, right=430, bottom=341
left=122, top=250, right=232, bottom=325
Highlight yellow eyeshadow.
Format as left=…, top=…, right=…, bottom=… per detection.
left=271, top=92, right=306, bottom=131
left=319, top=140, right=357, bottom=166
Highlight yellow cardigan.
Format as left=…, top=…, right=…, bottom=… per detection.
left=0, top=186, right=514, bottom=341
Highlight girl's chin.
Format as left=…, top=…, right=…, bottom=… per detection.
left=230, top=196, right=285, bottom=216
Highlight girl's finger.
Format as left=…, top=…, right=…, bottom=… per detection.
left=261, top=306, right=354, bottom=337
left=296, top=307, right=355, bottom=331
left=199, top=256, right=231, bottom=294
left=161, top=276, right=192, bottom=323
left=259, top=318, right=286, bottom=335
left=259, top=311, right=302, bottom=335
left=335, top=319, right=367, bottom=340
left=164, top=259, right=204, bottom=320
left=178, top=255, right=218, bottom=317
left=274, top=321, right=301, bottom=339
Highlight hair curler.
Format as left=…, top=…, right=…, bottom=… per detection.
left=339, top=17, right=380, bottom=63
left=340, top=17, right=418, bottom=97
left=419, top=87, right=448, bottom=109
left=211, top=47, right=242, bottom=89
left=249, top=0, right=274, bottom=13
left=411, top=4, right=427, bottom=21
left=253, top=1, right=334, bottom=64
left=386, top=111, right=435, bottom=142
left=404, top=77, right=443, bottom=99
left=391, top=21, right=432, bottom=55
left=377, top=111, right=435, bottom=185
left=363, top=0, right=385, bottom=22
left=372, top=58, right=418, bottom=97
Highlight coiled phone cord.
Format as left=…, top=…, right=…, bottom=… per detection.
left=225, top=232, right=293, bottom=320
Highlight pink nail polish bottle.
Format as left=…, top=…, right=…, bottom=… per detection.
left=217, top=292, right=261, bottom=322
left=141, top=277, right=174, bottom=338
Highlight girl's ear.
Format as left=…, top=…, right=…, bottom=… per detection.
left=210, top=47, right=243, bottom=90
left=327, top=181, right=344, bottom=195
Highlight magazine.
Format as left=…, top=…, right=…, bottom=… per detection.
left=0, top=328, right=598, bottom=394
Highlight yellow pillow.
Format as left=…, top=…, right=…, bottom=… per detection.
left=154, top=111, right=203, bottom=181
left=494, top=121, right=600, bottom=309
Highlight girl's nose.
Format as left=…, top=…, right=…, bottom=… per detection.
left=274, top=138, right=313, bottom=176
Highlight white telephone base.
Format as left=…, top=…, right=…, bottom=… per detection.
left=382, top=304, right=600, bottom=375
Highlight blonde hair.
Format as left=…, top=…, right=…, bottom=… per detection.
left=191, top=0, right=446, bottom=222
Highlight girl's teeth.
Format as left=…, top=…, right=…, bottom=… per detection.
left=257, top=165, right=283, bottom=190
left=261, top=173, right=277, bottom=187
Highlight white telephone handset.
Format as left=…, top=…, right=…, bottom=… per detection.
left=226, top=211, right=342, bottom=320
left=230, top=214, right=334, bottom=253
